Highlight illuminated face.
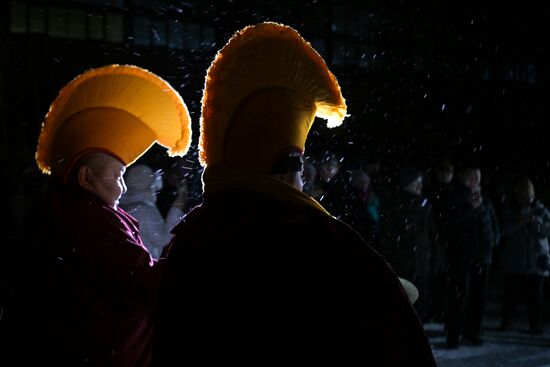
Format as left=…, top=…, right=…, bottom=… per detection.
left=87, top=155, right=127, bottom=209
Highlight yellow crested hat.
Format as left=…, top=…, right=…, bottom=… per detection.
left=199, top=22, right=347, bottom=173
left=35, top=64, right=192, bottom=179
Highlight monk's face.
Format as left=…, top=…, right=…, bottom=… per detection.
left=85, top=154, right=127, bottom=209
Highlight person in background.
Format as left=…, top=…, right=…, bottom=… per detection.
left=363, top=149, right=393, bottom=209
left=317, top=151, right=346, bottom=219
left=7, top=64, right=192, bottom=366
left=156, top=157, right=200, bottom=218
left=120, top=164, right=188, bottom=260
left=378, top=166, right=438, bottom=322
left=499, top=177, right=550, bottom=334
left=439, top=165, right=500, bottom=348
left=152, top=22, right=436, bottom=366
left=343, top=168, right=381, bottom=246
left=426, top=158, right=454, bottom=322
left=302, top=158, right=322, bottom=200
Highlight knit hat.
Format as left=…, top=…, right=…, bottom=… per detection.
left=398, top=166, right=422, bottom=189
left=199, top=22, right=347, bottom=173
left=35, top=64, right=192, bottom=181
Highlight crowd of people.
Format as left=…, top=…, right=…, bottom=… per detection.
left=299, top=152, right=550, bottom=346
left=1, top=21, right=549, bottom=366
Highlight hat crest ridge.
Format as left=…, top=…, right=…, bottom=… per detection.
left=199, top=22, right=347, bottom=167
left=36, top=64, right=191, bottom=175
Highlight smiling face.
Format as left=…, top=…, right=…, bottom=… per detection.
left=76, top=152, right=127, bottom=209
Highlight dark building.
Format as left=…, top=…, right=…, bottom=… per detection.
left=2, top=1, right=550, bottom=178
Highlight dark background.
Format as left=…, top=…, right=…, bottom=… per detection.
left=1, top=0, right=549, bottom=194
left=2, top=1, right=550, bottom=361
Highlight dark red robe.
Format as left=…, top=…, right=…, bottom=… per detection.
left=13, top=183, right=162, bottom=366
left=153, top=189, right=436, bottom=366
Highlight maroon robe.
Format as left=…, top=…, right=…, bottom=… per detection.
left=153, top=189, right=436, bottom=366
left=15, top=183, right=161, bottom=366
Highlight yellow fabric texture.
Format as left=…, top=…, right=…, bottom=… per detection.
left=199, top=22, right=347, bottom=170
left=223, top=88, right=316, bottom=173
left=50, top=107, right=156, bottom=175
left=36, top=64, right=192, bottom=177
left=202, top=165, right=331, bottom=217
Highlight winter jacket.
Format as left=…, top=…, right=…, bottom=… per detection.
left=500, top=200, right=550, bottom=277
left=378, top=191, right=439, bottom=280
left=438, top=180, right=500, bottom=266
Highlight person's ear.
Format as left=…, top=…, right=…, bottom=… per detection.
left=78, top=166, right=95, bottom=190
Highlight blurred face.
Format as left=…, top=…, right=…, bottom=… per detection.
left=302, top=163, right=317, bottom=184
left=472, top=169, right=481, bottom=188
left=320, top=162, right=339, bottom=182
left=351, top=170, right=371, bottom=190
left=404, top=176, right=423, bottom=196
left=81, top=154, right=127, bottom=209
left=516, top=188, right=535, bottom=207
left=437, top=170, right=454, bottom=184
left=153, top=170, right=164, bottom=192
left=462, top=169, right=481, bottom=190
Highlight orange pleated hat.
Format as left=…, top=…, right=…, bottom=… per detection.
left=199, top=22, right=347, bottom=173
left=35, top=64, right=192, bottom=179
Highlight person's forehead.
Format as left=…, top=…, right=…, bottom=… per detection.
left=103, top=156, right=125, bottom=171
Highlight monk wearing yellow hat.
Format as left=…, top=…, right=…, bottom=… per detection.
left=153, top=22, right=435, bottom=366
left=15, top=64, right=191, bottom=366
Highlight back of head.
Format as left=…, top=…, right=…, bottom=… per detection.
left=513, top=177, right=535, bottom=206
left=303, top=160, right=317, bottom=182
left=435, top=159, right=454, bottom=184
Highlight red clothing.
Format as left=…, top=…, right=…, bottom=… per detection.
left=16, top=183, right=161, bottom=366
left=153, top=189, right=436, bottom=366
